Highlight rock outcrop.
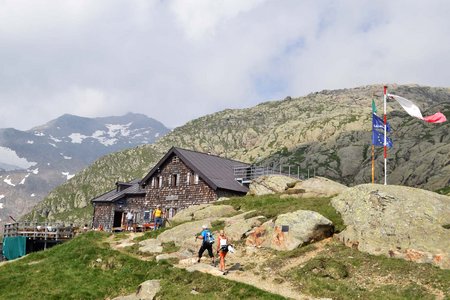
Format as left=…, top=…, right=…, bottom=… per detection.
left=331, top=184, right=450, bottom=269
left=247, top=175, right=297, bottom=196
left=286, top=176, right=348, bottom=198
left=249, top=175, right=348, bottom=198
left=139, top=239, right=163, bottom=254
left=157, top=220, right=208, bottom=246
left=170, top=204, right=236, bottom=223
left=112, top=279, right=161, bottom=300
left=224, top=211, right=265, bottom=241
left=246, top=210, right=334, bottom=251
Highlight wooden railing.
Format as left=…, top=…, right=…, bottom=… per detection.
left=3, top=222, right=75, bottom=241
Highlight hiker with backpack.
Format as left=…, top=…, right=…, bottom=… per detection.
left=195, top=224, right=215, bottom=265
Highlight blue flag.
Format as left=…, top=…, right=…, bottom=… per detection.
left=372, top=129, right=393, bottom=148
left=372, top=113, right=390, bottom=132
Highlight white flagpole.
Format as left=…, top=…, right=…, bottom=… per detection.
left=383, top=85, right=387, bottom=185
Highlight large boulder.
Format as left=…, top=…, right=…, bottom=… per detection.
left=139, top=239, right=163, bottom=254
left=331, top=184, right=450, bottom=269
left=286, top=176, right=348, bottom=198
left=169, top=204, right=210, bottom=222
left=157, top=220, right=210, bottom=246
left=224, top=215, right=265, bottom=241
left=248, top=175, right=298, bottom=196
left=192, top=205, right=236, bottom=220
left=170, top=204, right=236, bottom=222
left=246, top=210, right=334, bottom=251
left=112, top=280, right=161, bottom=300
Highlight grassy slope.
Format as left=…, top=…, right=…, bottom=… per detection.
left=0, top=232, right=284, bottom=300
left=3, top=194, right=450, bottom=299
left=285, top=242, right=450, bottom=300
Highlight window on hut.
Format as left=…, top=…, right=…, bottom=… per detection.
left=194, top=173, right=199, bottom=184
left=186, top=172, right=191, bottom=185
left=171, top=174, right=179, bottom=187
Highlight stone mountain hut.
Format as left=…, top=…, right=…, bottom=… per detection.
left=91, top=147, right=250, bottom=231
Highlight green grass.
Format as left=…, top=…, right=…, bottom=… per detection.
left=436, top=185, right=450, bottom=196
left=133, top=226, right=172, bottom=242
left=0, top=232, right=285, bottom=300
left=284, top=241, right=450, bottom=300
left=215, top=194, right=345, bottom=232
left=263, top=244, right=317, bottom=270
left=162, top=241, right=180, bottom=253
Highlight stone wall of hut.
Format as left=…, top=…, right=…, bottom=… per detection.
left=92, top=195, right=146, bottom=231
left=143, top=154, right=217, bottom=216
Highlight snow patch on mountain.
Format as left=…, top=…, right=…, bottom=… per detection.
left=0, top=203, right=3, bottom=209
left=29, top=168, right=39, bottom=174
left=4, top=175, right=15, bottom=186
left=155, top=132, right=160, bottom=138
left=34, top=131, right=45, bottom=136
left=19, top=173, right=31, bottom=185
left=30, top=194, right=35, bottom=197
left=0, top=146, right=37, bottom=169
left=60, top=153, right=72, bottom=159
left=49, top=143, right=57, bottom=148
left=69, top=133, right=88, bottom=143
left=62, top=172, right=75, bottom=180
left=106, top=123, right=131, bottom=137
left=27, top=140, right=34, bottom=144
left=49, top=135, right=62, bottom=143
left=0, top=195, right=4, bottom=200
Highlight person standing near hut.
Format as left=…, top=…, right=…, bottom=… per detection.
left=153, top=205, right=163, bottom=229
left=126, top=211, right=134, bottom=231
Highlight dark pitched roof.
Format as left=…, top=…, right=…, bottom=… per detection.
left=91, top=179, right=146, bottom=203
left=141, top=147, right=249, bottom=193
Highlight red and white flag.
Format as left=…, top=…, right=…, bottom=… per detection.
left=387, top=94, right=447, bottom=123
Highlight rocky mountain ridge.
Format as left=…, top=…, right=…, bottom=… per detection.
left=0, top=113, right=170, bottom=225
left=24, top=84, right=450, bottom=224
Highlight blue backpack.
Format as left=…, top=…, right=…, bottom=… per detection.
left=204, top=230, right=215, bottom=244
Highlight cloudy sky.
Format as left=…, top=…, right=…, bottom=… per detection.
left=1, top=0, right=449, bottom=130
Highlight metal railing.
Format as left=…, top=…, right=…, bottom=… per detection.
left=234, top=165, right=315, bottom=183
left=3, top=222, right=75, bottom=241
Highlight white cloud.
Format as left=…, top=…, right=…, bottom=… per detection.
left=0, top=1, right=449, bottom=130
